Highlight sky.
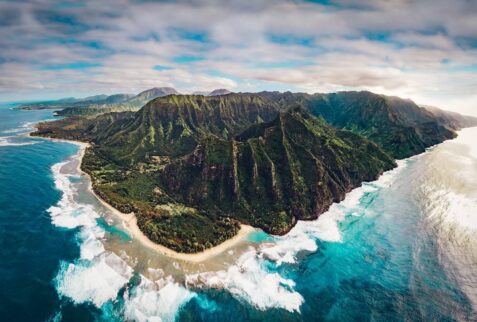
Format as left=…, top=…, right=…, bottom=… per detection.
left=0, top=0, right=476, bottom=115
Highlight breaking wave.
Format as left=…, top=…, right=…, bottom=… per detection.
left=48, top=162, right=99, bottom=229
left=1, top=121, right=37, bottom=135
left=124, top=275, right=195, bottom=322
left=55, top=253, right=133, bottom=307
left=186, top=249, right=303, bottom=312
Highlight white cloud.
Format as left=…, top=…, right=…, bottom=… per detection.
left=0, top=0, right=476, bottom=115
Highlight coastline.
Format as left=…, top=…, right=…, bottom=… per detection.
left=31, top=130, right=461, bottom=263
left=34, top=134, right=255, bottom=262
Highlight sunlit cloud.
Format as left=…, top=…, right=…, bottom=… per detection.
left=0, top=0, right=476, bottom=115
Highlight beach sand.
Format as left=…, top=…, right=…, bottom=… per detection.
left=38, top=135, right=255, bottom=263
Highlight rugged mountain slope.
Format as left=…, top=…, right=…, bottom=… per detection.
left=125, top=87, right=178, bottom=107
left=32, top=91, right=476, bottom=253
left=257, top=91, right=459, bottom=159
left=157, top=107, right=395, bottom=236
left=92, top=94, right=278, bottom=164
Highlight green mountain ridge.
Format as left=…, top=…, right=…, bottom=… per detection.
left=14, top=94, right=114, bottom=110
left=32, top=91, right=477, bottom=253
left=57, top=87, right=180, bottom=116
left=95, top=94, right=277, bottom=163
left=256, top=91, right=461, bottom=159
left=15, top=87, right=179, bottom=116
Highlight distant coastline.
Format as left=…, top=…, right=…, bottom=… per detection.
left=32, top=132, right=255, bottom=262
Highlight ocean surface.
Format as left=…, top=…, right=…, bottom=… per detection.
left=1, top=103, right=477, bottom=322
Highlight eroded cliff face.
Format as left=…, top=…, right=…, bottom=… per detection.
left=158, top=108, right=396, bottom=235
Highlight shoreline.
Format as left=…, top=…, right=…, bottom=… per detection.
left=33, top=134, right=255, bottom=262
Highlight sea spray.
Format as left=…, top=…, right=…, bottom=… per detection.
left=186, top=249, right=304, bottom=313
left=124, top=275, right=195, bottom=322
left=48, top=162, right=99, bottom=229
left=55, top=253, right=133, bottom=307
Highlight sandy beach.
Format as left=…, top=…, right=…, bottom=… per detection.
left=36, top=134, right=255, bottom=262
left=91, top=180, right=254, bottom=262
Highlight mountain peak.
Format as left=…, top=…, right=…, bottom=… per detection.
left=137, top=87, right=179, bottom=97
left=208, top=89, right=232, bottom=96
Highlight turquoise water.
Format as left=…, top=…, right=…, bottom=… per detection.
left=1, top=104, right=476, bottom=321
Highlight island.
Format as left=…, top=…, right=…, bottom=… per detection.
left=32, top=91, right=477, bottom=253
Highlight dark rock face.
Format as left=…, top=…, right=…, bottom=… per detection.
left=31, top=91, right=476, bottom=253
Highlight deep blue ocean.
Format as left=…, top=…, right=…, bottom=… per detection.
left=1, top=104, right=477, bottom=322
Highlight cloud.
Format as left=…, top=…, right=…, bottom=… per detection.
left=0, top=0, right=476, bottom=115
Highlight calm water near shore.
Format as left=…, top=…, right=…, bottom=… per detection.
left=1, top=104, right=477, bottom=321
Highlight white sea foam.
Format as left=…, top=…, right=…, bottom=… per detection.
left=0, top=120, right=43, bottom=146
left=48, top=162, right=99, bottom=229
left=79, top=226, right=105, bottom=260
left=259, top=195, right=351, bottom=266
left=55, top=252, right=133, bottom=307
left=258, top=170, right=404, bottom=267
left=458, top=127, right=477, bottom=161
left=372, top=159, right=407, bottom=188
left=49, top=159, right=132, bottom=308
left=186, top=249, right=303, bottom=312
left=2, top=128, right=24, bottom=134
left=124, top=276, right=195, bottom=322
left=0, top=136, right=38, bottom=147
left=443, top=191, right=477, bottom=231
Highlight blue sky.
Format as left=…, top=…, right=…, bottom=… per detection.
left=0, top=0, right=477, bottom=115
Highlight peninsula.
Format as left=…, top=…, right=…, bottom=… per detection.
left=32, top=91, right=477, bottom=253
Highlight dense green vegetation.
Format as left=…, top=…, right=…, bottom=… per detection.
left=32, top=91, right=477, bottom=253
left=257, top=91, right=463, bottom=159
